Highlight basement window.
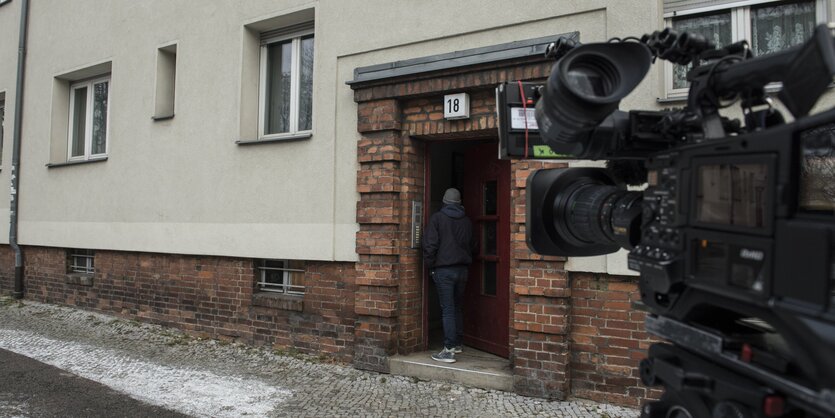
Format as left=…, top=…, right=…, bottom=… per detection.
left=68, top=249, right=95, bottom=275
left=256, top=259, right=305, bottom=294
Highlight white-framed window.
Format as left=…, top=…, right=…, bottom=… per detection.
left=68, top=249, right=95, bottom=275
left=256, top=259, right=305, bottom=294
left=258, top=27, right=314, bottom=139
left=68, top=76, right=110, bottom=161
left=664, top=0, right=828, bottom=98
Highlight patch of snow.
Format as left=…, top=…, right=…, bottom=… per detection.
left=0, top=330, right=291, bottom=417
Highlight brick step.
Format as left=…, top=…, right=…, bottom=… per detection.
left=388, top=346, right=512, bottom=392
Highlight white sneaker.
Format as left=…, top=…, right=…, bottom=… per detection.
left=431, top=348, right=456, bottom=363
left=452, top=346, right=463, bottom=354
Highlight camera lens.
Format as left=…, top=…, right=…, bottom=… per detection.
left=535, top=42, right=651, bottom=158
left=564, top=184, right=643, bottom=250
left=563, top=56, right=618, bottom=99
left=527, top=167, right=643, bottom=257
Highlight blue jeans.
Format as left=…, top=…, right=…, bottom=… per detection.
left=433, top=266, right=467, bottom=350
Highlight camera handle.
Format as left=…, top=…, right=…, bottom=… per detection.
left=686, top=24, right=835, bottom=140
left=742, top=96, right=785, bottom=131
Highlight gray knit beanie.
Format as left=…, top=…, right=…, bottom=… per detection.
left=442, top=188, right=462, bottom=205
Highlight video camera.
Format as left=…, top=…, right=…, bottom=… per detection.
left=511, top=25, right=835, bottom=418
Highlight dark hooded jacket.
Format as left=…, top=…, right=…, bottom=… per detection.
left=423, top=204, right=476, bottom=268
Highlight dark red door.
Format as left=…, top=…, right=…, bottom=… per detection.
left=462, top=142, right=511, bottom=358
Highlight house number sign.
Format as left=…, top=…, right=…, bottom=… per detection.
left=443, top=93, right=470, bottom=120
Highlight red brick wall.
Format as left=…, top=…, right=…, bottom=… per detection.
left=10, top=246, right=357, bottom=363
left=401, top=90, right=497, bottom=139
left=396, top=135, right=426, bottom=353
left=570, top=272, right=662, bottom=408
left=0, top=246, right=15, bottom=295
left=510, top=160, right=574, bottom=399
left=353, top=98, right=426, bottom=372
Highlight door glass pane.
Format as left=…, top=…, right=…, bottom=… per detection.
left=483, top=261, right=497, bottom=296
left=672, top=12, right=732, bottom=89
left=265, top=40, right=292, bottom=134
left=298, top=35, right=314, bottom=131
left=751, top=1, right=816, bottom=56
left=71, top=87, right=87, bottom=157
left=483, top=221, right=497, bottom=256
left=92, top=81, right=108, bottom=155
left=451, top=153, right=465, bottom=192
left=484, top=180, right=497, bottom=215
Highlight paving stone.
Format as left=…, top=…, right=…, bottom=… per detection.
left=0, top=299, right=639, bottom=417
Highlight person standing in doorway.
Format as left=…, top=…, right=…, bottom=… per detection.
left=424, top=188, right=475, bottom=363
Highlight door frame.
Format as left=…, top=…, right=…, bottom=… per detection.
left=421, top=139, right=511, bottom=357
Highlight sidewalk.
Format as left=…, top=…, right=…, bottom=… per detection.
left=0, top=299, right=640, bottom=417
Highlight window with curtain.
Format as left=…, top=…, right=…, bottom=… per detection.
left=672, top=12, right=733, bottom=89
left=750, top=1, right=817, bottom=56
left=665, top=0, right=823, bottom=96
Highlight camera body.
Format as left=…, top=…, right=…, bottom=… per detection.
left=633, top=115, right=835, bottom=417
left=631, top=115, right=834, bottom=317
left=516, top=25, right=835, bottom=417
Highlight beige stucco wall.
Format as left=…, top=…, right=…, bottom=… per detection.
left=0, top=0, right=830, bottom=262
left=0, top=0, right=20, bottom=246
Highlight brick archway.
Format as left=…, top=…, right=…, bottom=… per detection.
left=349, top=58, right=576, bottom=399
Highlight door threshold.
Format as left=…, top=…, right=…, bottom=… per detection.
left=388, top=346, right=512, bottom=392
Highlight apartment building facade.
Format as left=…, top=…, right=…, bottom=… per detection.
left=0, top=0, right=830, bottom=406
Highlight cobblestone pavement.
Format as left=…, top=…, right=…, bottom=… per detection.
left=0, top=299, right=639, bottom=417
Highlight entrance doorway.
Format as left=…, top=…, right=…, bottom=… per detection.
left=424, top=139, right=511, bottom=358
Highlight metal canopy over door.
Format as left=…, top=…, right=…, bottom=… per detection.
left=462, top=142, right=510, bottom=358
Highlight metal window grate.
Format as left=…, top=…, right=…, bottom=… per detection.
left=68, top=249, right=94, bottom=274
left=256, top=260, right=305, bottom=294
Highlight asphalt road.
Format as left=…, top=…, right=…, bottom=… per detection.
left=0, top=348, right=187, bottom=418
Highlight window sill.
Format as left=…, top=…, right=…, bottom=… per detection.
left=152, top=114, right=175, bottom=121
left=65, top=273, right=94, bottom=286
left=657, top=82, right=835, bottom=104
left=236, top=132, right=312, bottom=146
left=252, top=292, right=303, bottom=311
left=46, top=157, right=108, bottom=168
left=657, top=96, right=687, bottom=104
left=658, top=84, right=778, bottom=104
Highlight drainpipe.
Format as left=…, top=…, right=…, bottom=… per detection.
left=11, top=0, right=30, bottom=299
